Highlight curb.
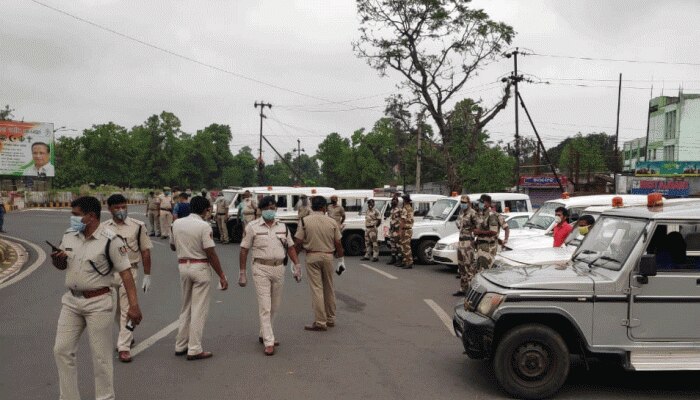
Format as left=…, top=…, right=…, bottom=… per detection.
left=0, top=238, right=28, bottom=284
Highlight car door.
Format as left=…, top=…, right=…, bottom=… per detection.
left=629, top=222, right=700, bottom=341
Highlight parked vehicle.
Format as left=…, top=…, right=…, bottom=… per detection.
left=453, top=198, right=700, bottom=399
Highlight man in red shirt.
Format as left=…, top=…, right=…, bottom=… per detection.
left=553, top=207, right=573, bottom=247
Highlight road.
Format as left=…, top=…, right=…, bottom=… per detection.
left=1, top=206, right=700, bottom=399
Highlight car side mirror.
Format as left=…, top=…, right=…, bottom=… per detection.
left=636, top=254, right=657, bottom=284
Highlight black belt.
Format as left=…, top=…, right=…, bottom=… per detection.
left=459, top=236, right=474, bottom=241
left=69, top=287, right=110, bottom=298
left=216, top=213, right=227, bottom=216
left=476, top=239, right=494, bottom=244
left=161, top=208, right=172, bottom=211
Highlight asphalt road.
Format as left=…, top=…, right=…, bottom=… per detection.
left=1, top=206, right=700, bottom=399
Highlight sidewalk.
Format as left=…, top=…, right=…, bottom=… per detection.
left=0, top=237, right=28, bottom=284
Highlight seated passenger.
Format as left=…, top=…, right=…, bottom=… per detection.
left=656, top=232, right=687, bottom=269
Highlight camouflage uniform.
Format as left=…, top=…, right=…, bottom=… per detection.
left=475, top=208, right=507, bottom=271
left=457, top=206, right=479, bottom=289
left=388, top=204, right=402, bottom=262
left=363, top=207, right=381, bottom=259
left=399, top=203, right=414, bottom=266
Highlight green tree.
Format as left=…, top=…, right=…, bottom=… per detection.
left=223, top=146, right=257, bottom=187
left=53, top=136, right=89, bottom=188
left=316, top=132, right=353, bottom=187
left=353, top=0, right=514, bottom=192
left=0, top=105, right=14, bottom=121
left=558, top=134, right=606, bottom=187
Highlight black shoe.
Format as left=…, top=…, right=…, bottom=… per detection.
left=148, top=233, right=155, bottom=237
left=386, top=257, right=396, bottom=265
left=452, top=290, right=466, bottom=297
left=401, top=264, right=413, bottom=269
left=361, top=256, right=370, bottom=261
left=175, top=350, right=187, bottom=356
left=372, top=258, right=379, bottom=262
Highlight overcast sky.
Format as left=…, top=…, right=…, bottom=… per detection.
left=2, top=0, right=699, bottom=163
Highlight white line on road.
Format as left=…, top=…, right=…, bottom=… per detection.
left=423, top=299, right=455, bottom=336
left=0, top=234, right=47, bottom=290
left=131, top=320, right=180, bottom=357
left=360, top=263, right=398, bottom=280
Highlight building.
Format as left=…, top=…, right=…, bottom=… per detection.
left=645, top=92, right=700, bottom=162
left=622, top=137, right=646, bottom=172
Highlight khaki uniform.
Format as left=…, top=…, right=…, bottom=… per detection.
left=327, top=204, right=346, bottom=228
left=241, top=218, right=294, bottom=347
left=297, top=204, right=311, bottom=221
left=147, top=195, right=161, bottom=236
left=456, top=207, right=479, bottom=289
left=170, top=214, right=216, bottom=356
left=214, top=196, right=230, bottom=243
left=54, top=225, right=131, bottom=400
left=475, top=208, right=507, bottom=271
left=159, top=194, right=174, bottom=238
left=400, top=204, right=414, bottom=265
left=101, top=217, right=152, bottom=353
left=295, top=212, right=341, bottom=328
left=364, top=207, right=381, bottom=259
left=241, top=197, right=257, bottom=227
left=389, top=205, right=402, bottom=261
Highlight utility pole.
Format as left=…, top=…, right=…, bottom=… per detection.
left=293, top=138, right=305, bottom=185
left=505, top=48, right=523, bottom=191
left=254, top=101, right=272, bottom=185
left=614, top=73, right=622, bottom=173
left=415, top=112, right=424, bottom=193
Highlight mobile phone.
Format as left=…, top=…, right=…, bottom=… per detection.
left=46, top=241, right=61, bottom=252
left=126, top=319, right=135, bottom=331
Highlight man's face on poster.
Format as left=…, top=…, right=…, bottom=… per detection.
left=32, top=143, right=50, bottom=168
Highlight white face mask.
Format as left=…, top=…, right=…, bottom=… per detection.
left=555, top=216, right=562, bottom=224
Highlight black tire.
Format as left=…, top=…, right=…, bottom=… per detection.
left=493, top=324, right=570, bottom=400
left=343, top=232, right=365, bottom=257
left=417, top=239, right=436, bottom=265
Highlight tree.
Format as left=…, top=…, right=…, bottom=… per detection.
left=353, top=0, right=514, bottom=192
left=0, top=105, right=14, bottom=121
left=223, top=146, right=257, bottom=187
left=558, top=134, right=606, bottom=188
left=316, top=132, right=353, bottom=187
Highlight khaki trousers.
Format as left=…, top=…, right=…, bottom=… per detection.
left=305, top=253, right=336, bottom=327
left=252, top=262, right=285, bottom=347
left=147, top=210, right=160, bottom=236
left=54, top=291, right=115, bottom=400
left=175, top=262, right=211, bottom=355
left=113, top=268, right=138, bottom=352
left=159, top=211, right=173, bottom=237
left=216, top=214, right=229, bottom=242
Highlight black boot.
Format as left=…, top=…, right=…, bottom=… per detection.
left=401, top=264, right=413, bottom=269
left=386, top=256, right=396, bottom=265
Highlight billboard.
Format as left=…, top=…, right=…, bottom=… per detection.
left=519, top=175, right=568, bottom=187
left=0, top=121, right=55, bottom=177
left=635, top=161, right=700, bottom=177
left=631, top=179, right=690, bottom=197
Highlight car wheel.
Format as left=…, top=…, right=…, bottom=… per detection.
left=417, top=239, right=436, bottom=265
left=493, top=324, right=570, bottom=400
left=343, top=233, right=365, bottom=257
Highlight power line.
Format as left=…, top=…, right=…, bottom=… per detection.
left=26, top=0, right=385, bottom=109
left=528, top=52, right=700, bottom=67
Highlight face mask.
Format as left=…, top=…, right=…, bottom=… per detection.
left=261, top=210, right=276, bottom=221
left=368, top=203, right=374, bottom=209
left=478, top=202, right=485, bottom=211
left=555, top=216, right=563, bottom=224
left=70, top=215, right=86, bottom=232
left=460, top=203, right=468, bottom=210
left=331, top=200, right=337, bottom=205
left=578, top=226, right=589, bottom=235
left=114, top=209, right=127, bottom=221
left=165, top=191, right=171, bottom=196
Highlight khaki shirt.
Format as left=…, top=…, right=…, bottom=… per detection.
left=159, top=195, right=173, bottom=211
left=147, top=196, right=161, bottom=211
left=101, top=217, right=153, bottom=264
left=365, top=207, right=381, bottom=228
left=59, top=225, right=131, bottom=291
left=241, top=218, right=293, bottom=260
left=297, top=205, right=311, bottom=220
left=214, top=196, right=229, bottom=215
left=170, top=214, right=216, bottom=259
left=295, top=212, right=341, bottom=253
left=400, top=204, right=414, bottom=228
left=475, top=208, right=507, bottom=243
left=327, top=204, right=346, bottom=226
left=390, top=205, right=402, bottom=231
left=458, top=207, right=478, bottom=239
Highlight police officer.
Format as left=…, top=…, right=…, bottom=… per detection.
left=474, top=194, right=509, bottom=272
left=51, top=196, right=142, bottom=400
left=362, top=199, right=381, bottom=262
left=327, top=195, right=346, bottom=229
left=102, top=194, right=153, bottom=363
left=239, top=190, right=257, bottom=230
left=170, top=196, right=228, bottom=360
left=146, top=191, right=161, bottom=237
left=297, top=194, right=311, bottom=221
left=214, top=192, right=230, bottom=244
left=238, top=196, right=301, bottom=356
left=159, top=186, right=174, bottom=239
left=398, top=194, right=414, bottom=269
left=454, top=195, right=478, bottom=296
left=387, top=196, right=402, bottom=265
left=294, top=196, right=345, bottom=331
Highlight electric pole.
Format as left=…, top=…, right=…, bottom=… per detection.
left=254, top=101, right=272, bottom=185
left=293, top=138, right=305, bottom=185
left=505, top=48, right=523, bottom=191
left=415, top=111, right=424, bottom=193
left=614, top=73, right=622, bottom=173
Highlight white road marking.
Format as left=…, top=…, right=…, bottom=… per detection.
left=130, top=320, right=180, bottom=357
left=0, top=234, right=47, bottom=290
left=360, top=263, right=398, bottom=280
left=423, top=299, right=455, bottom=336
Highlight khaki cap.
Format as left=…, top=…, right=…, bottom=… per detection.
left=460, top=195, right=470, bottom=203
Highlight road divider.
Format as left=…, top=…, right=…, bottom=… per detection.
left=360, top=263, right=398, bottom=280
left=0, top=234, right=46, bottom=290
left=131, top=320, right=179, bottom=357
left=423, top=299, right=455, bottom=336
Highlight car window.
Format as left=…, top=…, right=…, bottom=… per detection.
left=360, top=200, right=388, bottom=216
left=507, top=215, right=529, bottom=229
left=426, top=199, right=457, bottom=220
left=413, top=202, right=432, bottom=217
left=524, top=202, right=561, bottom=230
left=505, top=200, right=529, bottom=213
left=647, top=223, right=700, bottom=270
left=276, top=195, right=287, bottom=208
left=573, top=216, right=647, bottom=271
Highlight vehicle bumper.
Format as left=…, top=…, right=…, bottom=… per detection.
left=433, top=248, right=457, bottom=265
left=453, top=306, right=495, bottom=359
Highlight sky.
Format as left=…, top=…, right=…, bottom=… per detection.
left=2, top=0, right=699, bottom=163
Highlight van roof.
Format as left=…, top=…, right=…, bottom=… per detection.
left=602, top=199, right=700, bottom=220
left=371, top=194, right=447, bottom=201
left=332, top=189, right=374, bottom=198
left=544, top=194, right=651, bottom=208
left=469, top=192, right=530, bottom=201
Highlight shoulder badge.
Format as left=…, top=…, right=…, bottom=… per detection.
left=101, top=228, right=117, bottom=240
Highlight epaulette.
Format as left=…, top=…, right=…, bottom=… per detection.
left=101, top=228, right=117, bottom=240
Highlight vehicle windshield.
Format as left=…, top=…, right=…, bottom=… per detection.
left=224, top=192, right=236, bottom=204
left=572, top=216, right=648, bottom=271
left=524, top=202, right=561, bottom=230
left=359, top=200, right=387, bottom=216
left=425, top=199, right=458, bottom=220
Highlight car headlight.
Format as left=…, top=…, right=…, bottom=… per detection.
left=476, top=293, right=505, bottom=317
left=446, top=243, right=458, bottom=250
